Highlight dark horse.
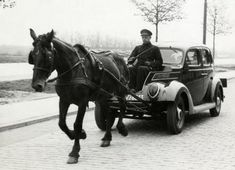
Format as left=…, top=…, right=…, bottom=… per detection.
left=28, top=29, right=129, bottom=164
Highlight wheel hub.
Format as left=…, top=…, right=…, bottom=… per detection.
left=216, top=97, right=221, bottom=112
left=177, top=107, right=182, bottom=120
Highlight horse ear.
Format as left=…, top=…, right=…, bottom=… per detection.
left=30, top=28, right=37, bottom=40
left=47, top=29, right=54, bottom=42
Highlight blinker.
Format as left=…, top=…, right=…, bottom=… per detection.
left=28, top=51, right=34, bottom=64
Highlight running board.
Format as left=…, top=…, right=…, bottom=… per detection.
left=193, top=102, right=216, bottom=114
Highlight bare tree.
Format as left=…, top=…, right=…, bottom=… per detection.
left=131, top=0, right=186, bottom=42
left=207, top=0, right=231, bottom=58
left=0, top=0, right=16, bottom=8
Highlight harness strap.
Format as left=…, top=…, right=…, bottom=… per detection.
left=56, top=77, right=97, bottom=89
left=47, top=59, right=84, bottom=83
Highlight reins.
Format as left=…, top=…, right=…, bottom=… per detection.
left=45, top=45, right=149, bottom=106
left=47, top=48, right=89, bottom=83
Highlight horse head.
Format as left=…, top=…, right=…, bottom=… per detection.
left=28, top=28, right=55, bottom=92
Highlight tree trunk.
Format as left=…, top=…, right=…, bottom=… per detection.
left=203, top=0, right=207, bottom=44
left=155, top=23, right=158, bottom=42
left=213, top=32, right=215, bottom=60
left=212, top=17, right=216, bottom=60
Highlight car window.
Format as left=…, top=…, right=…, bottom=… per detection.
left=186, top=49, right=201, bottom=66
left=160, top=48, right=183, bottom=65
left=201, top=49, right=212, bottom=66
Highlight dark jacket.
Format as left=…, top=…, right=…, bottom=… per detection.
left=127, top=42, right=163, bottom=70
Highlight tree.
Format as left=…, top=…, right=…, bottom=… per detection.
left=131, top=0, right=186, bottom=42
left=207, top=0, right=231, bottom=58
left=0, top=0, right=16, bottom=8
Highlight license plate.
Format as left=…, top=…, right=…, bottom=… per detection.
left=126, top=94, right=144, bottom=101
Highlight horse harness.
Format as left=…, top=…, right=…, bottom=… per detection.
left=46, top=47, right=124, bottom=99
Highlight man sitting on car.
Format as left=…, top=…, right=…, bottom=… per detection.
left=128, top=29, right=163, bottom=92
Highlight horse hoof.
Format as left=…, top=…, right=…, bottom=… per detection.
left=79, top=129, right=87, bottom=140
left=67, top=156, right=78, bottom=164
left=121, top=129, right=128, bottom=137
left=100, top=140, right=110, bottom=147
left=117, top=125, right=128, bottom=137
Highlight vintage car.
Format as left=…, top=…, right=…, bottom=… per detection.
left=95, top=42, right=227, bottom=134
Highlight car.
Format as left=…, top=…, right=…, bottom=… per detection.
left=95, top=42, right=227, bottom=134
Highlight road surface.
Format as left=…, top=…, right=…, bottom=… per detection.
left=0, top=80, right=235, bottom=170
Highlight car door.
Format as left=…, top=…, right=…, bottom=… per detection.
left=182, top=48, right=204, bottom=105
left=201, top=48, right=214, bottom=98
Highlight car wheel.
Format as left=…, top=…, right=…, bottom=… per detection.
left=167, top=96, right=186, bottom=134
left=210, top=88, right=222, bottom=117
left=95, top=102, right=115, bottom=131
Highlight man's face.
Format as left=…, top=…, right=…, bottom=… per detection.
left=141, top=35, right=151, bottom=44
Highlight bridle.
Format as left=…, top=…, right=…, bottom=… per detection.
left=45, top=46, right=89, bottom=83
left=32, top=44, right=89, bottom=83
left=32, top=46, right=55, bottom=77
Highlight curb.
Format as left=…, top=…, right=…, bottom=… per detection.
left=0, top=107, right=94, bottom=132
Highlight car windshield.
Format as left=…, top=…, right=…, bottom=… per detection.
left=160, top=48, right=183, bottom=66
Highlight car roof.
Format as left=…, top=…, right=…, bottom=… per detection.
left=154, top=41, right=211, bottom=52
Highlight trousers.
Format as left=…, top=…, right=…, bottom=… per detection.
left=128, top=65, right=150, bottom=91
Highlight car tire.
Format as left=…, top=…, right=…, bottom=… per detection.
left=167, top=96, right=186, bottom=134
left=95, top=102, right=115, bottom=131
left=210, top=88, right=222, bottom=117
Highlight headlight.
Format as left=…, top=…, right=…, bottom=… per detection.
left=147, top=83, right=160, bottom=100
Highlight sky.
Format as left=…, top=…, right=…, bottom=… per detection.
left=0, top=0, right=235, bottom=54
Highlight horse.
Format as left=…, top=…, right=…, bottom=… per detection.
left=28, top=29, right=130, bottom=164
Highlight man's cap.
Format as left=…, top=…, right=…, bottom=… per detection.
left=140, top=29, right=152, bottom=36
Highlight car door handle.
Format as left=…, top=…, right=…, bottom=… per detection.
left=201, top=73, right=208, bottom=76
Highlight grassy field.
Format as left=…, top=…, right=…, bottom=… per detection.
left=0, top=79, right=56, bottom=93
left=0, top=79, right=56, bottom=104
left=0, top=54, right=28, bottom=63
left=0, top=48, right=129, bottom=63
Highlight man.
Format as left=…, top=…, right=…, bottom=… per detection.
left=128, top=29, right=163, bottom=91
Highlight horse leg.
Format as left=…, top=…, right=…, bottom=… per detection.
left=116, top=98, right=128, bottom=137
left=67, top=101, right=87, bottom=164
left=101, top=101, right=113, bottom=147
left=58, top=99, right=75, bottom=140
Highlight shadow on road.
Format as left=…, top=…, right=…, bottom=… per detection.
left=123, top=111, right=213, bottom=136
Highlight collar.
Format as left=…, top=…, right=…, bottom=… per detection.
left=142, top=42, right=152, bottom=46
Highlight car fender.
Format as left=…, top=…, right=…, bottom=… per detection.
left=143, top=81, right=194, bottom=114
left=211, top=77, right=224, bottom=101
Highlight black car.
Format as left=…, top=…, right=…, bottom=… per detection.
left=95, top=43, right=227, bottom=134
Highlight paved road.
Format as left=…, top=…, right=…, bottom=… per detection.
left=0, top=80, right=235, bottom=170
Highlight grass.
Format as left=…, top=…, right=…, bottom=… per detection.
left=0, top=79, right=56, bottom=93
left=0, top=49, right=129, bottom=63
left=0, top=54, right=28, bottom=63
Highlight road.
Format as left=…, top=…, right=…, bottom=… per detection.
left=0, top=80, right=235, bottom=170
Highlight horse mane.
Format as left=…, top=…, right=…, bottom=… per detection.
left=73, top=44, right=90, bottom=55
left=52, top=37, right=75, bottom=57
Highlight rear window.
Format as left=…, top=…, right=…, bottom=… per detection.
left=160, top=48, right=183, bottom=66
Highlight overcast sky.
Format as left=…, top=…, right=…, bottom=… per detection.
left=0, top=0, right=234, bottom=53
